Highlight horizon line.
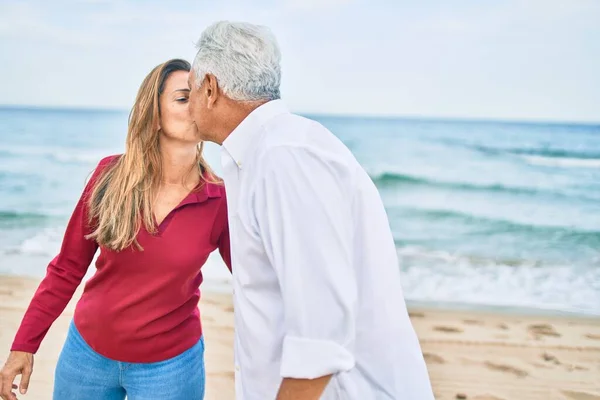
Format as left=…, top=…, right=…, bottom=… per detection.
left=1, top=103, right=599, bottom=127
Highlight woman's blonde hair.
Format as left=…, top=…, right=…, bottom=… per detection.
left=86, top=59, right=218, bottom=251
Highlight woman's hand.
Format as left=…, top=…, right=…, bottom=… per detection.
left=0, top=351, right=34, bottom=400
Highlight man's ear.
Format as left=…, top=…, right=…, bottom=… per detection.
left=205, top=74, right=220, bottom=109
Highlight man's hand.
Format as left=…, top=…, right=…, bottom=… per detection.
left=276, top=375, right=332, bottom=400
left=0, top=351, right=34, bottom=400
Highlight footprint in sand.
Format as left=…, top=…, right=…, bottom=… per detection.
left=409, top=312, right=425, bottom=318
left=423, top=352, right=445, bottom=364
left=483, top=361, right=529, bottom=378
left=562, top=390, right=600, bottom=400
left=530, top=361, right=553, bottom=370
left=463, top=319, right=484, bottom=326
left=542, top=352, right=561, bottom=365
left=528, top=323, right=561, bottom=338
left=584, top=333, right=600, bottom=341
left=565, top=364, right=589, bottom=372
left=434, top=325, right=463, bottom=334
left=457, top=394, right=505, bottom=400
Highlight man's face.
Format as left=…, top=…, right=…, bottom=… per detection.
left=187, top=70, right=211, bottom=140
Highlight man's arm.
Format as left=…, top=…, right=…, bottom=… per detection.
left=254, top=145, right=357, bottom=398
left=276, top=376, right=333, bottom=400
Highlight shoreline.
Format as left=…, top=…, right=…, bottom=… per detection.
left=406, top=300, right=600, bottom=320
left=1, top=274, right=599, bottom=400
left=2, top=269, right=598, bottom=319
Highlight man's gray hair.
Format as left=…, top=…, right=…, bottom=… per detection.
left=192, top=21, right=282, bottom=102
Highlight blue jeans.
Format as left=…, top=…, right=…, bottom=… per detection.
left=53, top=321, right=205, bottom=400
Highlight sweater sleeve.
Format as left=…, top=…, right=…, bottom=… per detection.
left=216, top=195, right=232, bottom=273
left=10, top=155, right=117, bottom=353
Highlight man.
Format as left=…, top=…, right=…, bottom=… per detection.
left=188, top=21, right=434, bottom=400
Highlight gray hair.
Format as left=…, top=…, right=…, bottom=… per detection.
left=192, top=21, right=282, bottom=102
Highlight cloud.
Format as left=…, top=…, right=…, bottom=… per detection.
left=0, top=0, right=598, bottom=121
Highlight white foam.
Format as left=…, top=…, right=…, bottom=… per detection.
left=397, top=246, right=600, bottom=316
left=6, top=231, right=599, bottom=315
left=14, top=228, right=62, bottom=257
left=524, top=155, right=600, bottom=168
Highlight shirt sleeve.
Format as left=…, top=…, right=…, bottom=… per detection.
left=10, top=156, right=115, bottom=353
left=254, top=145, right=357, bottom=379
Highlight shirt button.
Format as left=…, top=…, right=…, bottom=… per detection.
left=235, top=365, right=240, bottom=372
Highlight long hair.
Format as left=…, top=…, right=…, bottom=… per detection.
left=86, top=59, right=219, bottom=251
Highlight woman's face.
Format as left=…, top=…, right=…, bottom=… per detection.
left=158, top=70, right=200, bottom=143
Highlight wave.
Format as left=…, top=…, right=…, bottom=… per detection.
left=0, top=145, right=112, bottom=164
left=450, top=141, right=600, bottom=159
left=371, top=172, right=546, bottom=197
left=508, top=148, right=600, bottom=160
left=523, top=155, right=600, bottom=168
left=395, top=207, right=600, bottom=246
left=371, top=171, right=600, bottom=202
left=439, top=139, right=600, bottom=165
left=457, top=144, right=600, bottom=168
left=0, top=210, right=48, bottom=223
left=396, top=245, right=600, bottom=316
left=3, top=227, right=62, bottom=257
left=397, top=245, right=540, bottom=268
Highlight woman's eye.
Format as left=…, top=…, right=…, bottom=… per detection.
left=176, top=97, right=188, bottom=102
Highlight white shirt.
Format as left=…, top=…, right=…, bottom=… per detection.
left=220, top=100, right=434, bottom=400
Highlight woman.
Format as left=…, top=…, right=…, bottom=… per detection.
left=0, top=59, right=230, bottom=400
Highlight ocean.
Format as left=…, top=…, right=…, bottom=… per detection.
left=1, top=106, right=599, bottom=315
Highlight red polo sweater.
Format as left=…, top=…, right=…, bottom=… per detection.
left=11, top=155, right=231, bottom=362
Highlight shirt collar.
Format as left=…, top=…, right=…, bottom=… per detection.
left=222, top=99, right=289, bottom=169
left=179, top=176, right=223, bottom=208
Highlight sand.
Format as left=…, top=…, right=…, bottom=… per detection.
left=1, top=275, right=599, bottom=400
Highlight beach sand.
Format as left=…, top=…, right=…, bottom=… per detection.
left=1, top=275, right=599, bottom=400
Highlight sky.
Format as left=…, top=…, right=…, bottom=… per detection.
left=0, top=0, right=599, bottom=122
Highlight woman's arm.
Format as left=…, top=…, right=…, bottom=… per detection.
left=10, top=193, right=97, bottom=352
left=11, top=156, right=114, bottom=353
